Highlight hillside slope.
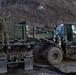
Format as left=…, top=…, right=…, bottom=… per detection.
left=0, top=0, right=76, bottom=27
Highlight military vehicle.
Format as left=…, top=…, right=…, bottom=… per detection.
left=33, top=24, right=76, bottom=65
left=0, top=21, right=34, bottom=73
left=0, top=21, right=76, bottom=73
left=32, top=24, right=76, bottom=73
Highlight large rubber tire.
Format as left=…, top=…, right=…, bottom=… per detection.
left=33, top=46, right=45, bottom=63
left=47, top=47, right=63, bottom=65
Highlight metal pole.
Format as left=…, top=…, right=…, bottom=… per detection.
left=23, top=24, right=26, bottom=43
left=33, top=27, right=36, bottom=38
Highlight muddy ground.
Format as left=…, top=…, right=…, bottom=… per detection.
left=0, top=67, right=75, bottom=75
left=0, top=67, right=64, bottom=75
left=0, top=60, right=76, bottom=75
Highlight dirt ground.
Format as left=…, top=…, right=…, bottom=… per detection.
left=0, top=65, right=75, bottom=75
left=0, top=60, right=76, bottom=75
left=0, top=67, right=63, bottom=75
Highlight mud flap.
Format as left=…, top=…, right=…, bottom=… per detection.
left=0, top=59, right=7, bottom=73
left=24, top=57, right=33, bottom=70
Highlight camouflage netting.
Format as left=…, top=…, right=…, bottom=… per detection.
left=0, top=0, right=76, bottom=28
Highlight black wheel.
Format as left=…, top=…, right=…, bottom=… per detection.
left=47, top=47, right=63, bottom=64
left=33, top=46, right=45, bottom=62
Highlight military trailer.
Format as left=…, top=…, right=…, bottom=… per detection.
left=0, top=21, right=33, bottom=73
